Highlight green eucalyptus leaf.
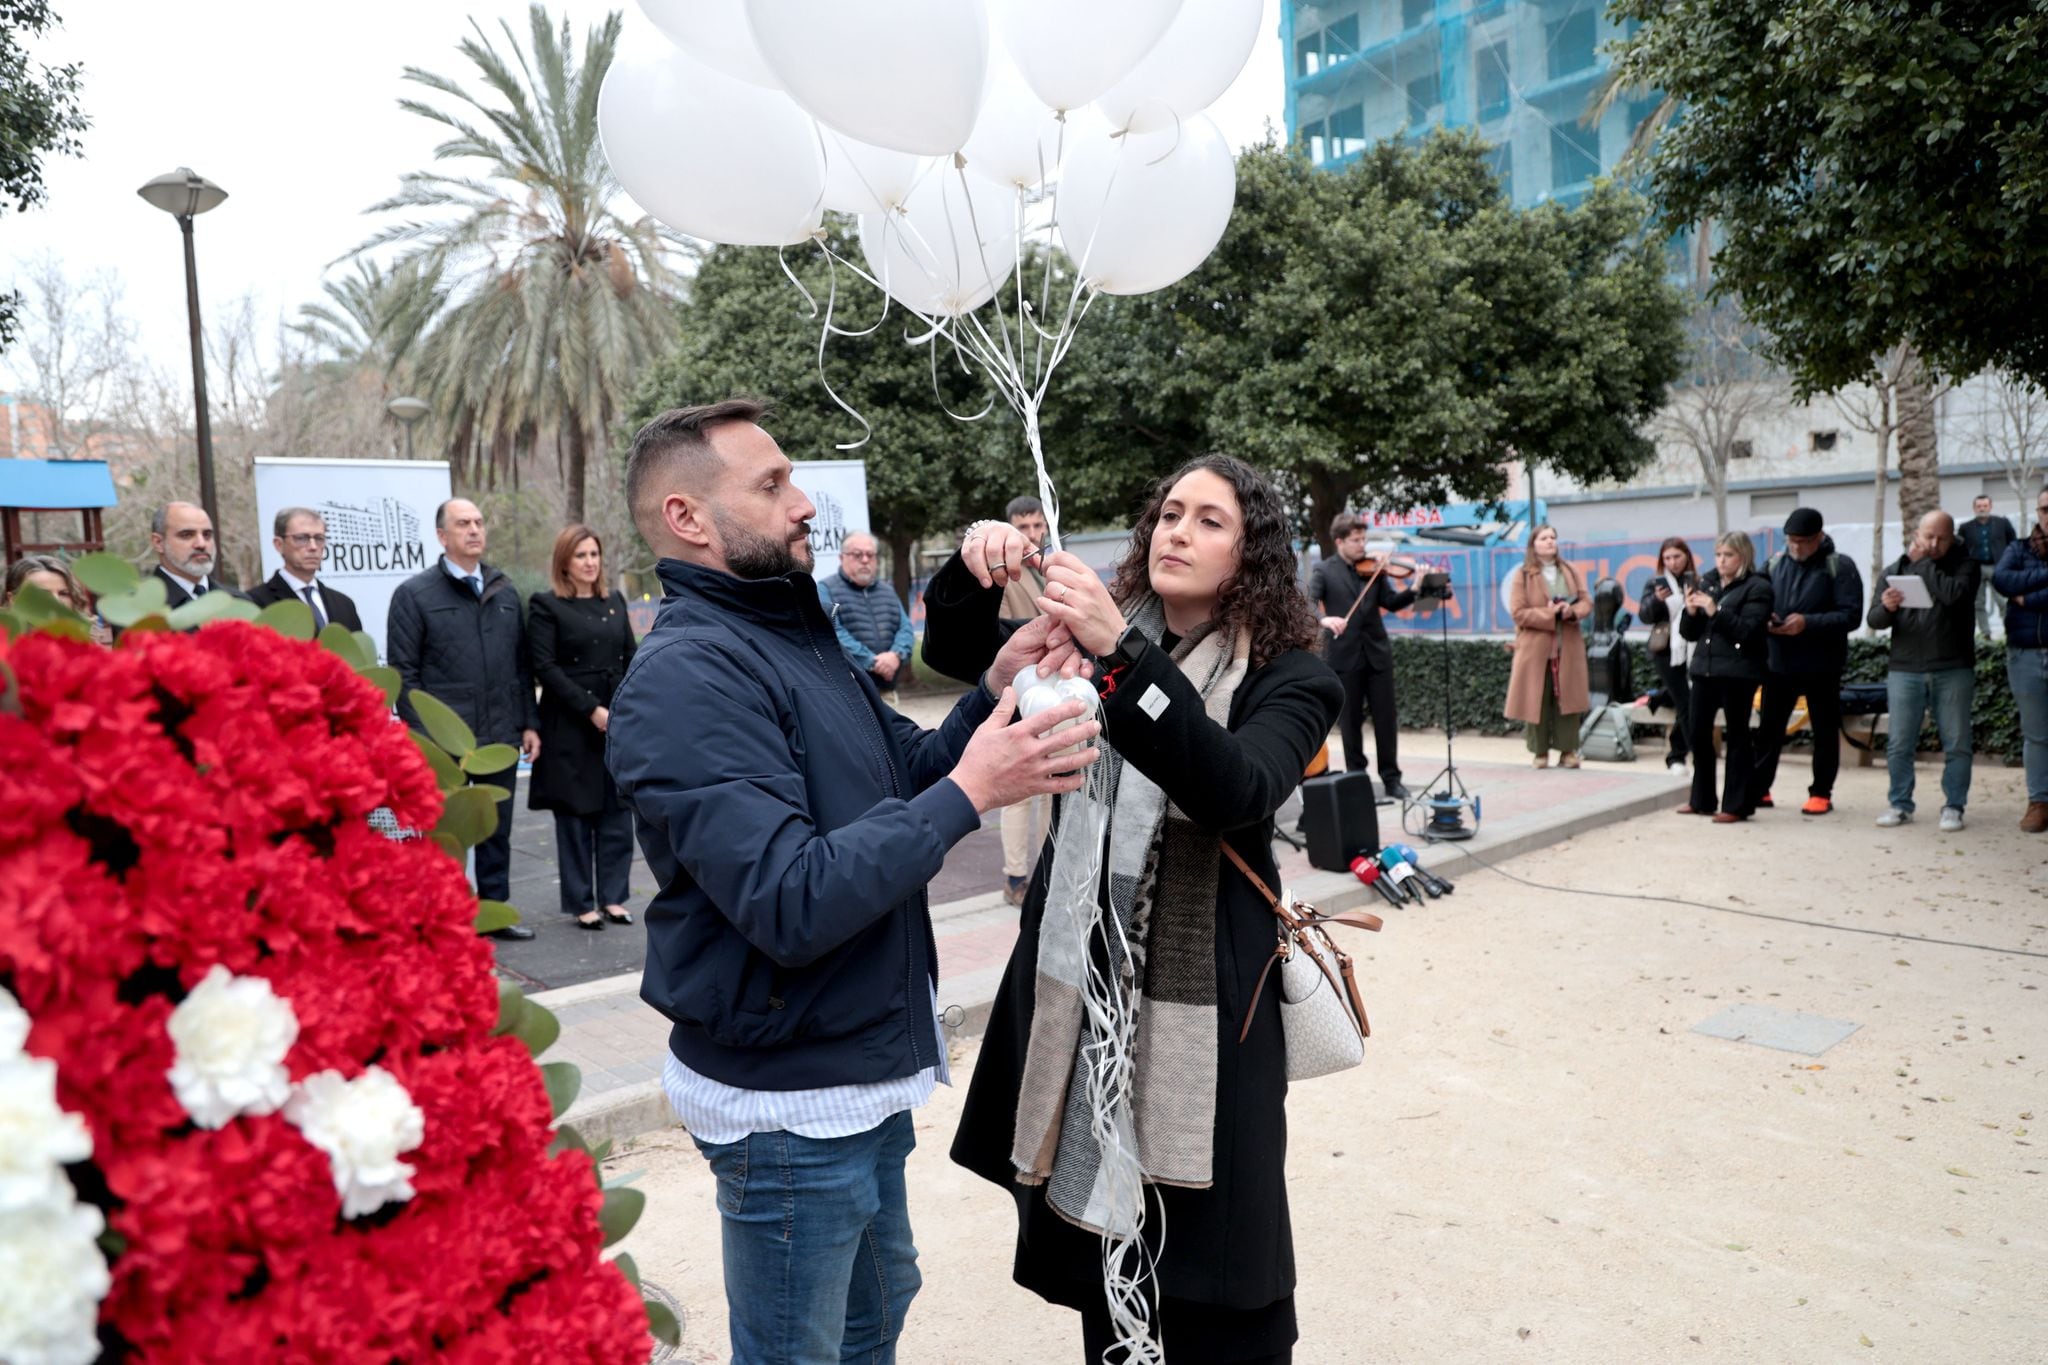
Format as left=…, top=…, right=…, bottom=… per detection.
left=318, top=622, right=370, bottom=670
left=362, top=665, right=401, bottom=706
left=540, top=1061, right=581, bottom=1118
left=461, top=742, right=520, bottom=776
left=255, top=598, right=317, bottom=641
left=469, top=782, right=511, bottom=804
left=0, top=660, right=18, bottom=715
left=97, top=577, right=169, bottom=628
left=0, top=608, right=20, bottom=639
left=408, top=689, right=478, bottom=758
left=409, top=731, right=465, bottom=792
left=474, top=900, right=521, bottom=935
left=598, top=1186, right=645, bottom=1248
left=72, top=552, right=141, bottom=598
left=10, top=583, right=73, bottom=625
left=509, top=997, right=560, bottom=1056
left=33, top=614, right=91, bottom=642
left=645, top=1299, right=681, bottom=1348
left=589, top=1138, right=614, bottom=1164
left=352, top=629, right=378, bottom=664
left=429, top=830, right=463, bottom=862
left=435, top=786, right=500, bottom=847
left=493, top=979, right=527, bottom=1036
left=611, top=1251, right=642, bottom=1292
left=550, top=1123, right=589, bottom=1157
left=166, top=591, right=259, bottom=630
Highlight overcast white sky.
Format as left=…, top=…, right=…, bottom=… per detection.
left=2, top=1, right=1285, bottom=385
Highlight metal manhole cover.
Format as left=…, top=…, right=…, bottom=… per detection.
left=643, top=1279, right=685, bottom=1362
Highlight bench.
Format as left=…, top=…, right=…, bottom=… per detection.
left=1626, top=700, right=1891, bottom=766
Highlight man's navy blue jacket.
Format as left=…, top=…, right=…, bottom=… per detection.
left=1994, top=536, right=2048, bottom=648
left=1762, top=536, right=1863, bottom=675
left=607, top=558, right=994, bottom=1092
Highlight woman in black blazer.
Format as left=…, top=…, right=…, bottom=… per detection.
left=528, top=525, right=638, bottom=928
left=928, top=456, right=1341, bottom=1364
left=1677, top=529, right=1774, bottom=822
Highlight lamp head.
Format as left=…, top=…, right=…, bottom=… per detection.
left=138, top=167, right=228, bottom=218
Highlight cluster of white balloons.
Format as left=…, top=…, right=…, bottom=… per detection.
left=598, top=0, right=1262, bottom=310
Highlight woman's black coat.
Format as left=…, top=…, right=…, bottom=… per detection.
left=527, top=590, right=637, bottom=815
left=927, top=556, right=1343, bottom=1312
left=1677, top=569, right=1773, bottom=683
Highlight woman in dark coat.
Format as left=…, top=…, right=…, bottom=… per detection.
left=1635, top=536, right=1699, bottom=774
left=1676, top=529, right=1774, bottom=822
left=528, top=524, right=638, bottom=928
left=928, top=456, right=1341, bottom=1364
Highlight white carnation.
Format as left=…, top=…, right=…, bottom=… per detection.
left=285, top=1066, right=425, bottom=1219
left=0, top=1053, right=94, bottom=1215
left=0, top=985, right=28, bottom=1055
left=0, top=1196, right=111, bottom=1365
left=166, top=964, right=299, bottom=1129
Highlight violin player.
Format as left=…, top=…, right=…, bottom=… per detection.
left=1310, top=512, right=1441, bottom=801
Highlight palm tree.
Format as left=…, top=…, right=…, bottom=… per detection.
left=350, top=5, right=686, bottom=522
left=292, top=258, right=444, bottom=374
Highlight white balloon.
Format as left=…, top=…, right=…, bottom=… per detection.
left=1057, top=114, right=1235, bottom=296
left=821, top=128, right=924, bottom=214
left=599, top=37, right=823, bottom=247
left=635, top=0, right=780, bottom=89
left=746, top=0, right=988, bottom=156
left=1094, top=0, right=1263, bottom=134
left=859, top=170, right=1020, bottom=317
left=992, top=0, right=1184, bottom=112
left=961, top=44, right=1065, bottom=189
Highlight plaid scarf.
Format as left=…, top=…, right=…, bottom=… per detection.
left=1010, top=596, right=1249, bottom=1237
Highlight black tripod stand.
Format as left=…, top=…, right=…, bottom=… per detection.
left=1403, top=573, right=1479, bottom=842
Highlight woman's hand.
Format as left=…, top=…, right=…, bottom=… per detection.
left=989, top=613, right=1089, bottom=692
left=1036, top=551, right=1127, bottom=656
left=1685, top=589, right=1716, bottom=617
left=590, top=705, right=610, bottom=733
left=962, top=520, right=1039, bottom=589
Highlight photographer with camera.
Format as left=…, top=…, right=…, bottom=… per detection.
left=1636, top=537, right=1699, bottom=775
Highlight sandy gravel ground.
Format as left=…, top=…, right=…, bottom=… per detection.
left=607, top=748, right=2046, bottom=1364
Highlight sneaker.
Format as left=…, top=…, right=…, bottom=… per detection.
left=1875, top=808, right=1912, bottom=827
left=1801, top=795, right=1833, bottom=815
left=1003, top=876, right=1027, bottom=906
left=2022, top=802, right=2048, bottom=834
left=1939, top=807, right=1965, bottom=832
left=1757, top=792, right=1775, bottom=809
left=1666, top=759, right=1687, bottom=774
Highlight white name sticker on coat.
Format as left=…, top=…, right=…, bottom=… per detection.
left=1137, top=684, right=1170, bottom=720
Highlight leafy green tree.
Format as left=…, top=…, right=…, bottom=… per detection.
left=1608, top=0, right=2048, bottom=394
left=0, top=0, right=88, bottom=351
left=353, top=4, right=685, bottom=524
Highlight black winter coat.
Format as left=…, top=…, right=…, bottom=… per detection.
left=608, top=559, right=991, bottom=1092
left=527, top=591, right=637, bottom=816
left=927, top=555, right=1343, bottom=1313
left=1867, top=545, right=1979, bottom=672
left=1761, top=536, right=1862, bottom=675
left=385, top=559, right=540, bottom=745
left=1308, top=556, right=1416, bottom=674
left=1678, top=569, right=1773, bottom=682
left=246, top=570, right=364, bottom=632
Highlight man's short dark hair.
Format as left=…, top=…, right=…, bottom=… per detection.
left=625, top=398, right=772, bottom=544
left=273, top=506, right=322, bottom=538
left=435, top=499, right=451, bottom=531
left=1330, top=511, right=1363, bottom=541
left=1006, top=495, right=1043, bottom=520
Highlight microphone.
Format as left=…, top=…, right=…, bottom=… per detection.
left=1348, top=856, right=1406, bottom=909
left=1374, top=847, right=1429, bottom=903
left=1393, top=844, right=1454, bottom=896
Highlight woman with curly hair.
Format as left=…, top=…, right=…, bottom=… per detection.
left=923, top=454, right=1342, bottom=1364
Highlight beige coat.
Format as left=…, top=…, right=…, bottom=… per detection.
left=1503, top=563, right=1593, bottom=723
left=1000, top=563, right=1045, bottom=621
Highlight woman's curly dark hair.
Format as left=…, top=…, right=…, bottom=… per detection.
left=1107, top=454, right=1320, bottom=669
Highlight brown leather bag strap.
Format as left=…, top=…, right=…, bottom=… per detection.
left=1221, top=841, right=1384, bottom=934
left=1220, top=840, right=1284, bottom=912
left=1238, top=943, right=1287, bottom=1045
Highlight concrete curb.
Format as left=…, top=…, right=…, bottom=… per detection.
left=561, top=1078, right=672, bottom=1148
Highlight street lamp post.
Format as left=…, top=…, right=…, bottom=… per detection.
left=137, top=168, right=229, bottom=535
left=387, top=395, right=430, bottom=460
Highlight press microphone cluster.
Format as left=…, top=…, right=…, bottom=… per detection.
left=1348, top=856, right=1406, bottom=909
left=1349, top=846, right=1456, bottom=907
left=1391, top=844, right=1455, bottom=897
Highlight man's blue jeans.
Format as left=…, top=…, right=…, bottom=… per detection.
left=693, top=1111, right=921, bottom=1364
left=1886, top=667, right=1976, bottom=814
left=2008, top=646, right=2048, bottom=804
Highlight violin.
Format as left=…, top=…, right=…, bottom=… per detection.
left=1352, top=553, right=1417, bottom=581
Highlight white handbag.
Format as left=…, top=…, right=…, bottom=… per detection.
left=1223, top=845, right=1381, bottom=1081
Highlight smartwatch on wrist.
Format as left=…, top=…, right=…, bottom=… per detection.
left=1098, top=625, right=1147, bottom=673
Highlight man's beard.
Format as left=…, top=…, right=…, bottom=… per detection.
left=718, top=513, right=812, bottom=579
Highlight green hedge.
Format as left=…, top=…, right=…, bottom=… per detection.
left=1389, top=635, right=2020, bottom=762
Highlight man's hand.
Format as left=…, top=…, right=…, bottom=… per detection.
left=950, top=687, right=1102, bottom=813
left=1038, top=551, right=1128, bottom=655
left=1767, top=613, right=1806, bottom=637
left=1906, top=534, right=1931, bottom=563
left=964, top=521, right=1037, bottom=589
left=590, top=706, right=610, bottom=733
left=873, top=651, right=901, bottom=682
left=990, top=613, right=1087, bottom=693
left=1318, top=614, right=1347, bottom=637
left=1881, top=587, right=1906, bottom=612
left=521, top=729, right=541, bottom=762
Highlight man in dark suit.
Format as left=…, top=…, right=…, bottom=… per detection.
left=1309, top=512, right=1430, bottom=800
left=387, top=497, right=541, bottom=941
left=150, top=501, right=247, bottom=607
left=247, top=507, right=363, bottom=631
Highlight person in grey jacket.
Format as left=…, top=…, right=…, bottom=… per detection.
left=1752, top=508, right=1864, bottom=815
left=818, top=531, right=916, bottom=706
left=386, top=497, right=542, bottom=939
left=1867, top=510, right=1980, bottom=831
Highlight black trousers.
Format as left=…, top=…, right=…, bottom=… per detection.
left=1688, top=674, right=1758, bottom=816
left=473, top=780, right=515, bottom=903
left=1753, top=669, right=1844, bottom=799
left=1336, top=662, right=1400, bottom=781
left=1654, top=655, right=1692, bottom=763
left=1079, top=1293, right=1295, bottom=1365
left=554, top=807, right=634, bottom=915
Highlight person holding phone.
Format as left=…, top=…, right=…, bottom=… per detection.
left=1676, top=530, right=1774, bottom=822
left=1636, top=537, right=1699, bottom=773
left=1753, top=508, right=1864, bottom=815
left=1504, top=525, right=1593, bottom=768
